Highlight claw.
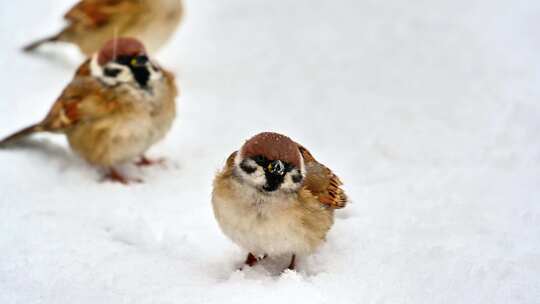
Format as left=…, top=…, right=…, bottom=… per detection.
left=135, top=155, right=165, bottom=167
left=102, top=168, right=142, bottom=185
left=239, top=253, right=267, bottom=270
left=287, top=254, right=296, bottom=271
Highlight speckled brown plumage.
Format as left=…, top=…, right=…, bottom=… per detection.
left=298, top=144, right=348, bottom=209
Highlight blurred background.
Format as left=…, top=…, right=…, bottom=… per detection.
left=0, top=0, right=539, bottom=303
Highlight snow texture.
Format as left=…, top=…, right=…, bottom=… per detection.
left=1, top=0, right=540, bottom=303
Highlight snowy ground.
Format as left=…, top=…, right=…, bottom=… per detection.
left=1, top=0, right=540, bottom=303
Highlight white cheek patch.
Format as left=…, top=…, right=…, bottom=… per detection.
left=110, top=63, right=133, bottom=83
left=148, top=62, right=163, bottom=82
left=234, top=155, right=266, bottom=188
left=281, top=168, right=303, bottom=192
left=279, top=151, right=306, bottom=192
left=103, top=63, right=133, bottom=86
left=90, top=54, right=103, bottom=78
left=90, top=54, right=133, bottom=86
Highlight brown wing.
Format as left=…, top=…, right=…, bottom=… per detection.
left=64, top=0, right=141, bottom=28
left=298, top=144, right=348, bottom=209
left=41, top=61, right=121, bottom=131
left=217, top=151, right=237, bottom=177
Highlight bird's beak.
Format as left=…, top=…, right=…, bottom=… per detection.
left=268, top=160, right=285, bottom=176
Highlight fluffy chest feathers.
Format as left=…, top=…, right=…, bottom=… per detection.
left=65, top=75, right=175, bottom=166
left=113, top=76, right=175, bottom=138
left=212, top=177, right=334, bottom=256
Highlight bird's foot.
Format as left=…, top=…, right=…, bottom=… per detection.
left=102, top=168, right=142, bottom=185
left=239, top=253, right=267, bottom=270
left=285, top=254, right=296, bottom=272
left=135, top=156, right=166, bottom=167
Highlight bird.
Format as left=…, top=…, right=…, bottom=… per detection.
left=0, top=37, right=178, bottom=184
left=212, top=132, right=348, bottom=272
left=23, top=0, right=184, bottom=56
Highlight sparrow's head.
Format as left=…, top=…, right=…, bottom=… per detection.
left=234, top=132, right=305, bottom=193
left=90, top=37, right=162, bottom=89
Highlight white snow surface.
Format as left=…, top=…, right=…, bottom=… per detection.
left=1, top=0, right=540, bottom=303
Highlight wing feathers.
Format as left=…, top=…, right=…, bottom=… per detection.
left=41, top=65, right=120, bottom=131
left=298, top=144, right=348, bottom=209
left=64, top=0, right=141, bottom=28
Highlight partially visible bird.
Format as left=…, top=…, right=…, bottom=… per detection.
left=23, top=0, right=184, bottom=56
left=1, top=37, right=178, bottom=184
left=212, top=132, right=348, bottom=272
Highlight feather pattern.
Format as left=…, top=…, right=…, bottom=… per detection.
left=23, top=0, right=183, bottom=56
left=64, top=0, right=141, bottom=29
left=298, top=144, right=348, bottom=209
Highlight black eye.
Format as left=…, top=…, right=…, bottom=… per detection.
left=292, top=174, right=303, bottom=183
left=240, top=161, right=257, bottom=174
left=135, top=55, right=149, bottom=65
left=104, top=68, right=121, bottom=77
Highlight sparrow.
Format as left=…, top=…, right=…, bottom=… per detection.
left=23, top=0, right=184, bottom=56
left=212, top=132, right=348, bottom=271
left=0, top=37, right=178, bottom=184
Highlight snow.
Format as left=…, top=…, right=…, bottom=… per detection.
left=1, top=0, right=540, bottom=303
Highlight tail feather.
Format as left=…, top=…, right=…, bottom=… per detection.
left=0, top=124, right=44, bottom=147
left=23, top=34, right=61, bottom=52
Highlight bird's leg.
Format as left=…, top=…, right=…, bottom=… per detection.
left=240, top=253, right=268, bottom=270
left=244, top=253, right=258, bottom=267
left=135, top=155, right=165, bottom=167
left=102, top=168, right=142, bottom=185
left=287, top=254, right=296, bottom=271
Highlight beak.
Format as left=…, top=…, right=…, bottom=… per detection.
left=268, top=160, right=285, bottom=176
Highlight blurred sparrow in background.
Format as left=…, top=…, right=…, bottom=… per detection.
left=24, top=0, right=184, bottom=56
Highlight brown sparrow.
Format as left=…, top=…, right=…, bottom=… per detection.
left=212, top=132, right=348, bottom=271
left=1, top=37, right=178, bottom=184
left=23, top=0, right=184, bottom=56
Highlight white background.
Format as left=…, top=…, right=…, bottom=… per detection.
left=0, top=0, right=539, bottom=303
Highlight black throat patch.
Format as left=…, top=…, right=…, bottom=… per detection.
left=115, top=55, right=151, bottom=88
left=250, top=155, right=294, bottom=192
left=129, top=65, right=150, bottom=88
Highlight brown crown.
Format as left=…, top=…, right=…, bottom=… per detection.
left=240, top=132, right=302, bottom=168
left=97, top=37, right=147, bottom=65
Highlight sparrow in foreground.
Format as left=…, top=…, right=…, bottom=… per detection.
left=23, top=0, right=184, bottom=56
left=212, top=132, right=348, bottom=271
left=0, top=37, right=178, bottom=184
